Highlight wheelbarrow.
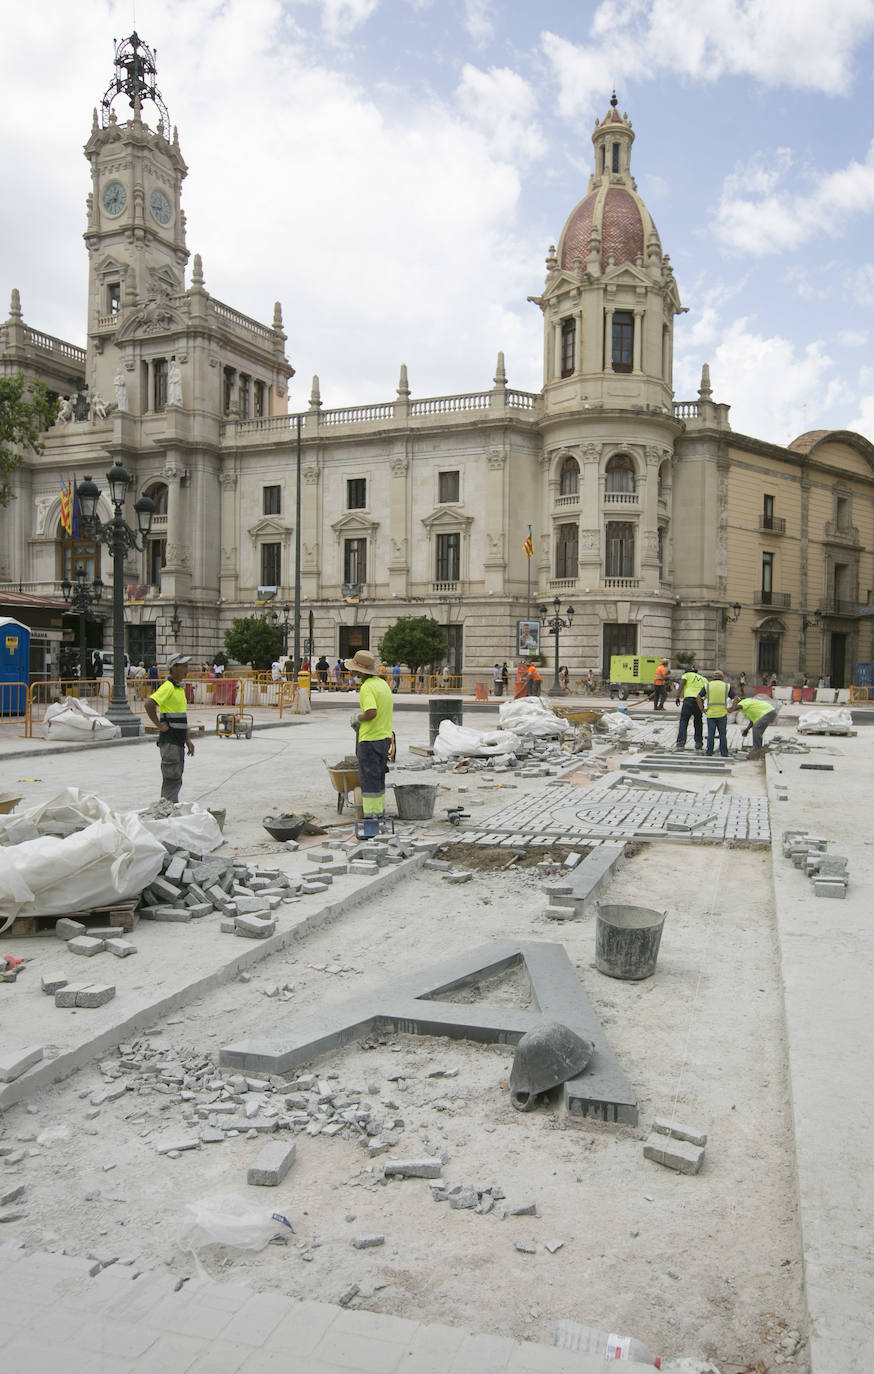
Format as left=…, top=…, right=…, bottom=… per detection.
left=325, top=756, right=361, bottom=814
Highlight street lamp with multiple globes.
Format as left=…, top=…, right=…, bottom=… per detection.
left=270, top=602, right=292, bottom=652
left=77, top=465, right=155, bottom=737
left=538, top=595, right=575, bottom=698
left=61, top=565, right=104, bottom=681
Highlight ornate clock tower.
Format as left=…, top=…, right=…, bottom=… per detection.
left=83, top=32, right=189, bottom=402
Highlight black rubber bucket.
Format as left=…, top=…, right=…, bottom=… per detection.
left=595, top=903, right=666, bottom=980
left=429, top=697, right=463, bottom=746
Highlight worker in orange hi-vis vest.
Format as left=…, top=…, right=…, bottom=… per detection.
left=652, top=658, right=670, bottom=711
left=527, top=662, right=542, bottom=697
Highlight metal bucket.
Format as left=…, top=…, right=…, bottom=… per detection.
left=392, top=783, right=438, bottom=821
left=595, top=903, right=666, bottom=980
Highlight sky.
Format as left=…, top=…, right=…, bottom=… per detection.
left=3, top=0, right=874, bottom=446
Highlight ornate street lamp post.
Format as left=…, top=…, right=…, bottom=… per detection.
left=538, top=595, right=575, bottom=698
left=61, top=565, right=104, bottom=681
left=77, top=466, right=154, bottom=737
left=270, top=602, right=292, bottom=653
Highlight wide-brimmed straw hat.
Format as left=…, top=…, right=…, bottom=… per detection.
left=345, top=649, right=379, bottom=675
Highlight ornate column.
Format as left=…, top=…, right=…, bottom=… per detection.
left=387, top=452, right=410, bottom=597
left=159, top=453, right=191, bottom=600
left=640, top=445, right=664, bottom=587
left=301, top=459, right=321, bottom=598
left=218, top=471, right=238, bottom=602
left=578, top=442, right=602, bottom=584
left=484, top=448, right=507, bottom=595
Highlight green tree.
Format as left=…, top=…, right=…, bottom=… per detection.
left=378, top=616, right=447, bottom=673
left=223, top=617, right=283, bottom=671
left=0, top=374, right=55, bottom=507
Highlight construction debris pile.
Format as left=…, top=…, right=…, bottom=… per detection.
left=782, top=828, right=849, bottom=898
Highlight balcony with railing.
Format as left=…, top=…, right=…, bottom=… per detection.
left=148, top=514, right=169, bottom=535
left=548, top=578, right=577, bottom=592
left=25, top=329, right=87, bottom=370
left=603, top=577, right=640, bottom=590
left=431, top=581, right=459, bottom=596
left=821, top=595, right=859, bottom=616
left=753, top=589, right=791, bottom=608
left=554, top=493, right=580, bottom=508
left=603, top=491, right=639, bottom=506
left=824, top=520, right=860, bottom=545
left=758, top=514, right=786, bottom=535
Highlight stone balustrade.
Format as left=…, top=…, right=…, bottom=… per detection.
left=25, top=330, right=86, bottom=368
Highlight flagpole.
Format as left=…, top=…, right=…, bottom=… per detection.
left=526, top=524, right=532, bottom=622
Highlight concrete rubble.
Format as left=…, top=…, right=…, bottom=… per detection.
left=782, top=828, right=849, bottom=898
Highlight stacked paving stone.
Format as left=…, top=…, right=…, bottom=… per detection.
left=139, top=848, right=301, bottom=939
left=465, top=775, right=770, bottom=847
left=643, top=1117, right=707, bottom=1174
left=783, top=828, right=849, bottom=898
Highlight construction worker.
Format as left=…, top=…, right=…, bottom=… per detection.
left=144, top=653, right=195, bottom=802
left=652, top=659, right=670, bottom=711
left=527, top=661, right=542, bottom=696
left=346, top=649, right=394, bottom=837
left=728, top=694, right=778, bottom=749
left=674, top=663, right=708, bottom=750
left=704, top=669, right=735, bottom=757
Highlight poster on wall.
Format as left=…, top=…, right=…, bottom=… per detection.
left=517, top=620, right=540, bottom=657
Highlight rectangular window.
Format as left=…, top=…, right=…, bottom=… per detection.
left=261, top=542, right=281, bottom=587
left=344, top=538, right=367, bottom=585
left=436, top=532, right=460, bottom=582
left=555, top=523, right=578, bottom=579
left=611, top=312, right=633, bottom=372
left=148, top=539, right=165, bottom=587
left=757, top=635, right=780, bottom=676
left=239, top=375, right=250, bottom=420
left=761, top=551, right=773, bottom=600
left=763, top=494, right=775, bottom=528
left=612, top=142, right=620, bottom=173
left=835, top=495, right=850, bottom=530
left=153, top=359, right=168, bottom=412
left=438, top=470, right=460, bottom=504
left=347, top=479, right=367, bottom=510
left=253, top=381, right=265, bottom=418
left=606, top=521, right=635, bottom=578
left=560, top=318, right=576, bottom=378
left=107, top=283, right=121, bottom=316
left=263, top=485, right=281, bottom=515
left=222, top=366, right=236, bottom=415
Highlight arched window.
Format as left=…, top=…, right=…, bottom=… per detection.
left=555, top=523, right=578, bottom=579
left=147, top=483, right=168, bottom=514
left=605, top=454, right=635, bottom=494
left=144, top=483, right=168, bottom=587
left=559, top=456, right=580, bottom=497
left=57, top=522, right=100, bottom=582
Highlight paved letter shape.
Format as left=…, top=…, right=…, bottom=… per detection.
left=221, top=939, right=638, bottom=1124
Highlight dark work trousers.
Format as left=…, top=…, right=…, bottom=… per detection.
left=652, top=684, right=667, bottom=710
left=705, top=715, right=729, bottom=757
left=676, top=697, right=704, bottom=749
left=750, top=708, right=777, bottom=748
left=157, top=736, right=186, bottom=802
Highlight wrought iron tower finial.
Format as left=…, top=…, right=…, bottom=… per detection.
left=100, top=31, right=170, bottom=130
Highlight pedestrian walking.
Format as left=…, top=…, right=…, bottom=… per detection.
left=674, top=664, right=707, bottom=750
left=144, top=652, right=195, bottom=803
left=501, top=662, right=509, bottom=694
left=346, top=649, right=394, bottom=838
left=391, top=662, right=401, bottom=693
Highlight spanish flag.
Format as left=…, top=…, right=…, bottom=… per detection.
left=60, top=480, right=72, bottom=535
left=523, top=529, right=534, bottom=559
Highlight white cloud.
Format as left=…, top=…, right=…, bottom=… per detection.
left=316, top=0, right=381, bottom=40
left=715, top=142, right=874, bottom=255
left=463, top=0, right=496, bottom=44
left=837, top=329, right=868, bottom=347
left=851, top=264, right=874, bottom=305
left=703, top=319, right=838, bottom=443
left=543, top=0, right=874, bottom=113
left=456, top=65, right=545, bottom=164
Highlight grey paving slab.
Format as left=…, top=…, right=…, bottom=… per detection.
left=221, top=938, right=638, bottom=1123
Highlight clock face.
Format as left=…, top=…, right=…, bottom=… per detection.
left=150, top=189, right=172, bottom=225
left=102, top=181, right=127, bottom=216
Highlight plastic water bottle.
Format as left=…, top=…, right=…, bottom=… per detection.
left=554, top=1319, right=661, bottom=1366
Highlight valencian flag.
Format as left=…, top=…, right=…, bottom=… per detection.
left=59, top=480, right=73, bottom=535
left=523, top=529, right=534, bottom=559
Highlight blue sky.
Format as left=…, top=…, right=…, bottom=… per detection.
left=4, top=0, right=874, bottom=444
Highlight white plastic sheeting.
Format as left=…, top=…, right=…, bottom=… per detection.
left=0, top=788, right=166, bottom=928
left=135, top=803, right=223, bottom=854
left=432, top=719, right=521, bottom=762
left=797, top=708, right=853, bottom=733
left=42, top=696, right=121, bottom=741
left=178, top=1192, right=294, bottom=1252
left=497, top=698, right=574, bottom=739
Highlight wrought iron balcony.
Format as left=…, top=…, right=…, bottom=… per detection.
left=753, top=589, right=791, bottom=608
left=758, top=514, right=786, bottom=534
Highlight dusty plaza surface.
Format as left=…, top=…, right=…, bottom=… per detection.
left=0, top=699, right=871, bottom=1373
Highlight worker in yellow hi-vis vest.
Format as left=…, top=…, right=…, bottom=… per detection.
left=704, top=670, right=735, bottom=758
left=674, top=665, right=708, bottom=750
left=727, top=693, right=778, bottom=749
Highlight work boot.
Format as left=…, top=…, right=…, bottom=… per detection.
left=361, top=816, right=380, bottom=838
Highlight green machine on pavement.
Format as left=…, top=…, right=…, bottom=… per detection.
left=608, top=654, right=662, bottom=700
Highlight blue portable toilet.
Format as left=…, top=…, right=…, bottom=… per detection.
left=0, top=618, right=30, bottom=715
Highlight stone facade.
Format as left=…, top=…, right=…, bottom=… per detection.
left=2, top=54, right=873, bottom=686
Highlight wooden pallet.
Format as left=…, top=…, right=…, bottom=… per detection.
left=0, top=900, right=139, bottom=940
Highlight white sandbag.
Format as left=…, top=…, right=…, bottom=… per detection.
left=432, top=719, right=521, bottom=761
left=133, top=802, right=223, bottom=853
left=797, top=707, right=853, bottom=732
left=599, top=711, right=636, bottom=737
left=42, top=695, right=121, bottom=741
left=0, top=789, right=165, bottom=927
left=498, top=698, right=574, bottom=738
